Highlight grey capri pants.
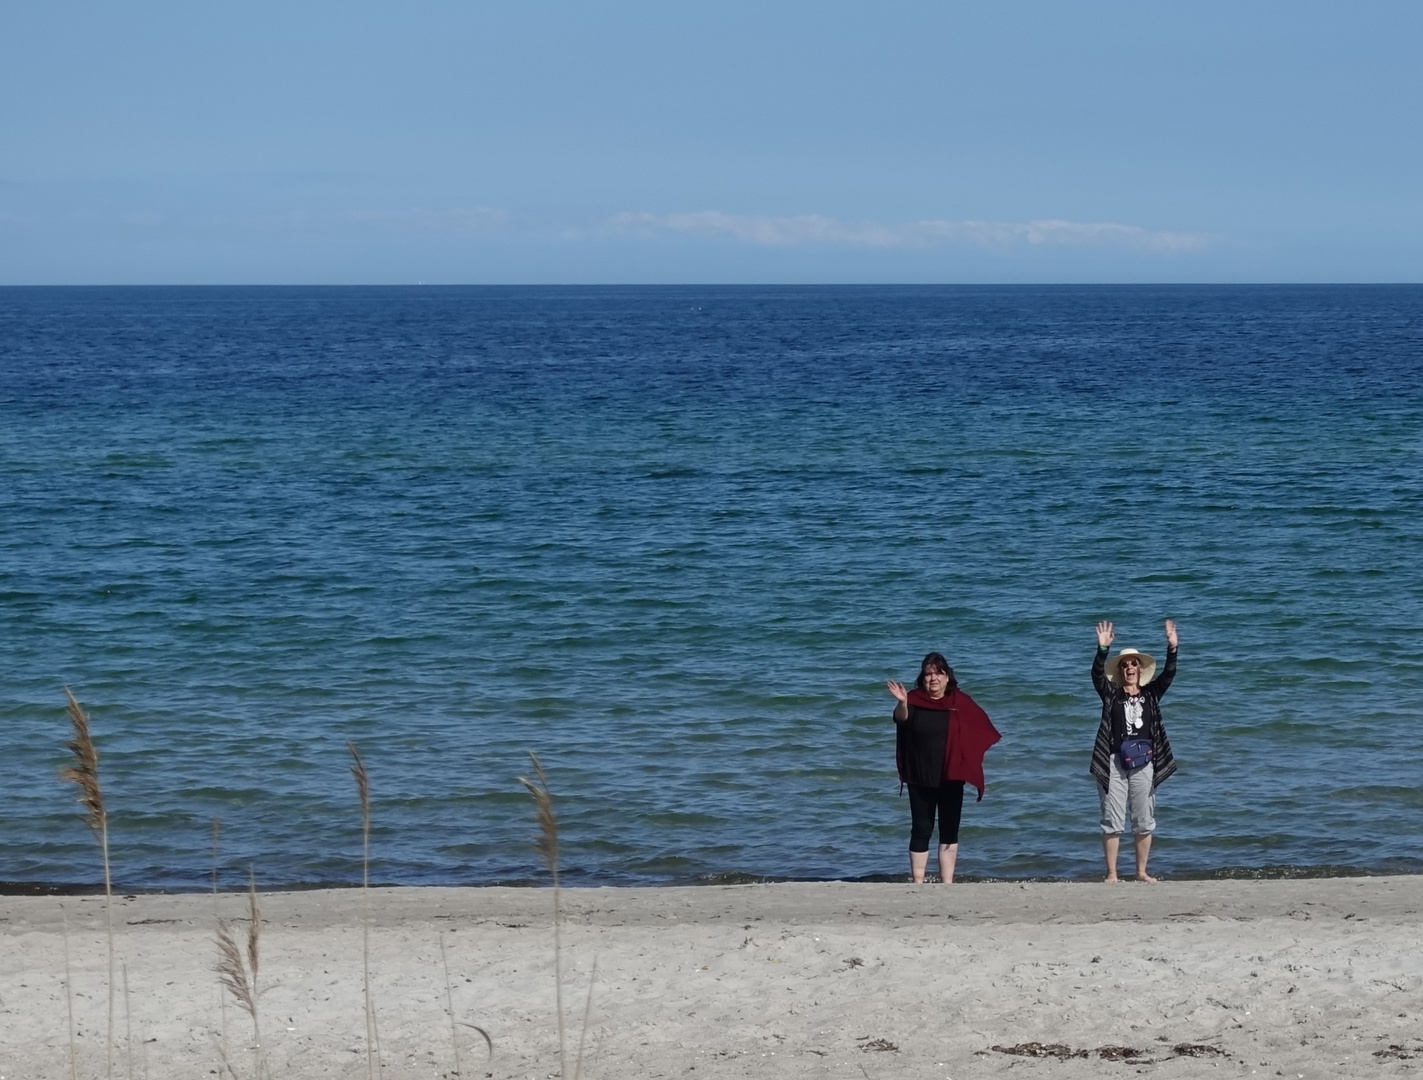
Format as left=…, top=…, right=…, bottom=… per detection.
left=1100, top=756, right=1155, bottom=835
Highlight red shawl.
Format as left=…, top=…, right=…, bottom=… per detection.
left=905, top=687, right=1002, bottom=801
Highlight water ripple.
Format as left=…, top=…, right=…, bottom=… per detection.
left=2, top=285, right=1422, bottom=889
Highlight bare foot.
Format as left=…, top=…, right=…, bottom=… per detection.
left=1103, top=873, right=1120, bottom=883
left=1135, top=873, right=1158, bottom=883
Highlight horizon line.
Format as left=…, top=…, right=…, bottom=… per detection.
left=3, top=281, right=1422, bottom=289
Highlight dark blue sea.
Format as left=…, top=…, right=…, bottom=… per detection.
left=3, top=285, right=1422, bottom=891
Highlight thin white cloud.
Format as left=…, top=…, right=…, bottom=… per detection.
left=607, top=211, right=1211, bottom=253
left=351, top=206, right=508, bottom=232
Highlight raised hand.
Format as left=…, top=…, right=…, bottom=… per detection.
left=1165, top=619, right=1179, bottom=649
left=1095, top=620, right=1115, bottom=649
left=886, top=680, right=909, bottom=705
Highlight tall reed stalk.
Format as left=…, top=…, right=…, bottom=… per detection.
left=347, top=742, right=381, bottom=1079
left=62, top=904, right=78, bottom=1080
left=573, top=958, right=597, bottom=1080
left=211, top=818, right=231, bottom=1076
left=518, top=753, right=567, bottom=1080
left=437, top=935, right=493, bottom=1073
left=59, top=688, right=115, bottom=1080
left=439, top=931, right=461, bottom=1078
left=123, top=962, right=134, bottom=1080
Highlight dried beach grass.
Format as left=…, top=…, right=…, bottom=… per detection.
left=442, top=931, right=494, bottom=1074
left=211, top=818, right=231, bottom=1075
left=59, top=687, right=116, bottom=1080
left=50, top=710, right=511, bottom=1078
left=573, top=957, right=598, bottom=1080
left=348, top=741, right=382, bottom=1079
left=215, top=872, right=268, bottom=1080
left=61, top=904, right=78, bottom=1080
left=518, top=753, right=567, bottom=1079
left=440, top=930, right=462, bottom=1078
left=123, top=962, right=135, bottom=1080
left=520, top=753, right=596, bottom=1080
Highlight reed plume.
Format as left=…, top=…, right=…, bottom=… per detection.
left=215, top=872, right=267, bottom=1080
left=245, top=872, right=261, bottom=997
left=214, top=923, right=255, bottom=1017
left=59, top=687, right=116, bottom=1080
left=348, top=741, right=381, bottom=1079
left=518, top=753, right=567, bottom=1079
left=61, top=689, right=105, bottom=832
left=519, top=754, right=559, bottom=878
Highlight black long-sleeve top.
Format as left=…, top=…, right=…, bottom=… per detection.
left=1089, top=646, right=1179, bottom=791
left=1092, top=647, right=1177, bottom=749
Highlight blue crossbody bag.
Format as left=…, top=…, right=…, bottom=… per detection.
left=1119, top=738, right=1153, bottom=772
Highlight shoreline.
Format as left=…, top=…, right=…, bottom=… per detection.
left=3, top=862, right=1418, bottom=896
left=3, top=877, right=1421, bottom=1077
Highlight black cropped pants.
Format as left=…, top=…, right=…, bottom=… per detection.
left=907, top=780, right=965, bottom=852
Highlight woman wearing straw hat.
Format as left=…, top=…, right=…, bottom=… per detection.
left=1091, top=619, right=1179, bottom=883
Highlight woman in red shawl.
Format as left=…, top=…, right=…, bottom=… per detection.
left=887, top=652, right=1001, bottom=883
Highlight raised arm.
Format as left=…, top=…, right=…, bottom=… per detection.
left=1092, top=620, right=1114, bottom=699
left=1151, top=619, right=1180, bottom=697
left=886, top=680, right=910, bottom=722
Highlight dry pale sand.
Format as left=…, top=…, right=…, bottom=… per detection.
left=2, top=877, right=1421, bottom=1079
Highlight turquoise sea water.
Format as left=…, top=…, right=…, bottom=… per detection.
left=2, top=285, right=1421, bottom=890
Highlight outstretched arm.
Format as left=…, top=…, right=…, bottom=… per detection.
left=1092, top=621, right=1114, bottom=698
left=886, top=680, right=910, bottom=722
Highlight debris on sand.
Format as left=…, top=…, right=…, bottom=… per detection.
left=991, top=1043, right=1087, bottom=1059
left=856, top=1037, right=898, bottom=1053
left=1174, top=1043, right=1228, bottom=1057
left=1374, top=1045, right=1418, bottom=1060
left=1096, top=1045, right=1149, bottom=1061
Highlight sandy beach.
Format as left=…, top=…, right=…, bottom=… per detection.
left=2, top=877, right=1420, bottom=1079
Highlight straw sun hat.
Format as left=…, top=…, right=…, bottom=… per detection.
left=1105, top=647, right=1156, bottom=685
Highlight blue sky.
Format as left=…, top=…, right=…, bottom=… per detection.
left=2, top=1, right=1421, bottom=284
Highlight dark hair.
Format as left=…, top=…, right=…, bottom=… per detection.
left=914, top=651, right=957, bottom=691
